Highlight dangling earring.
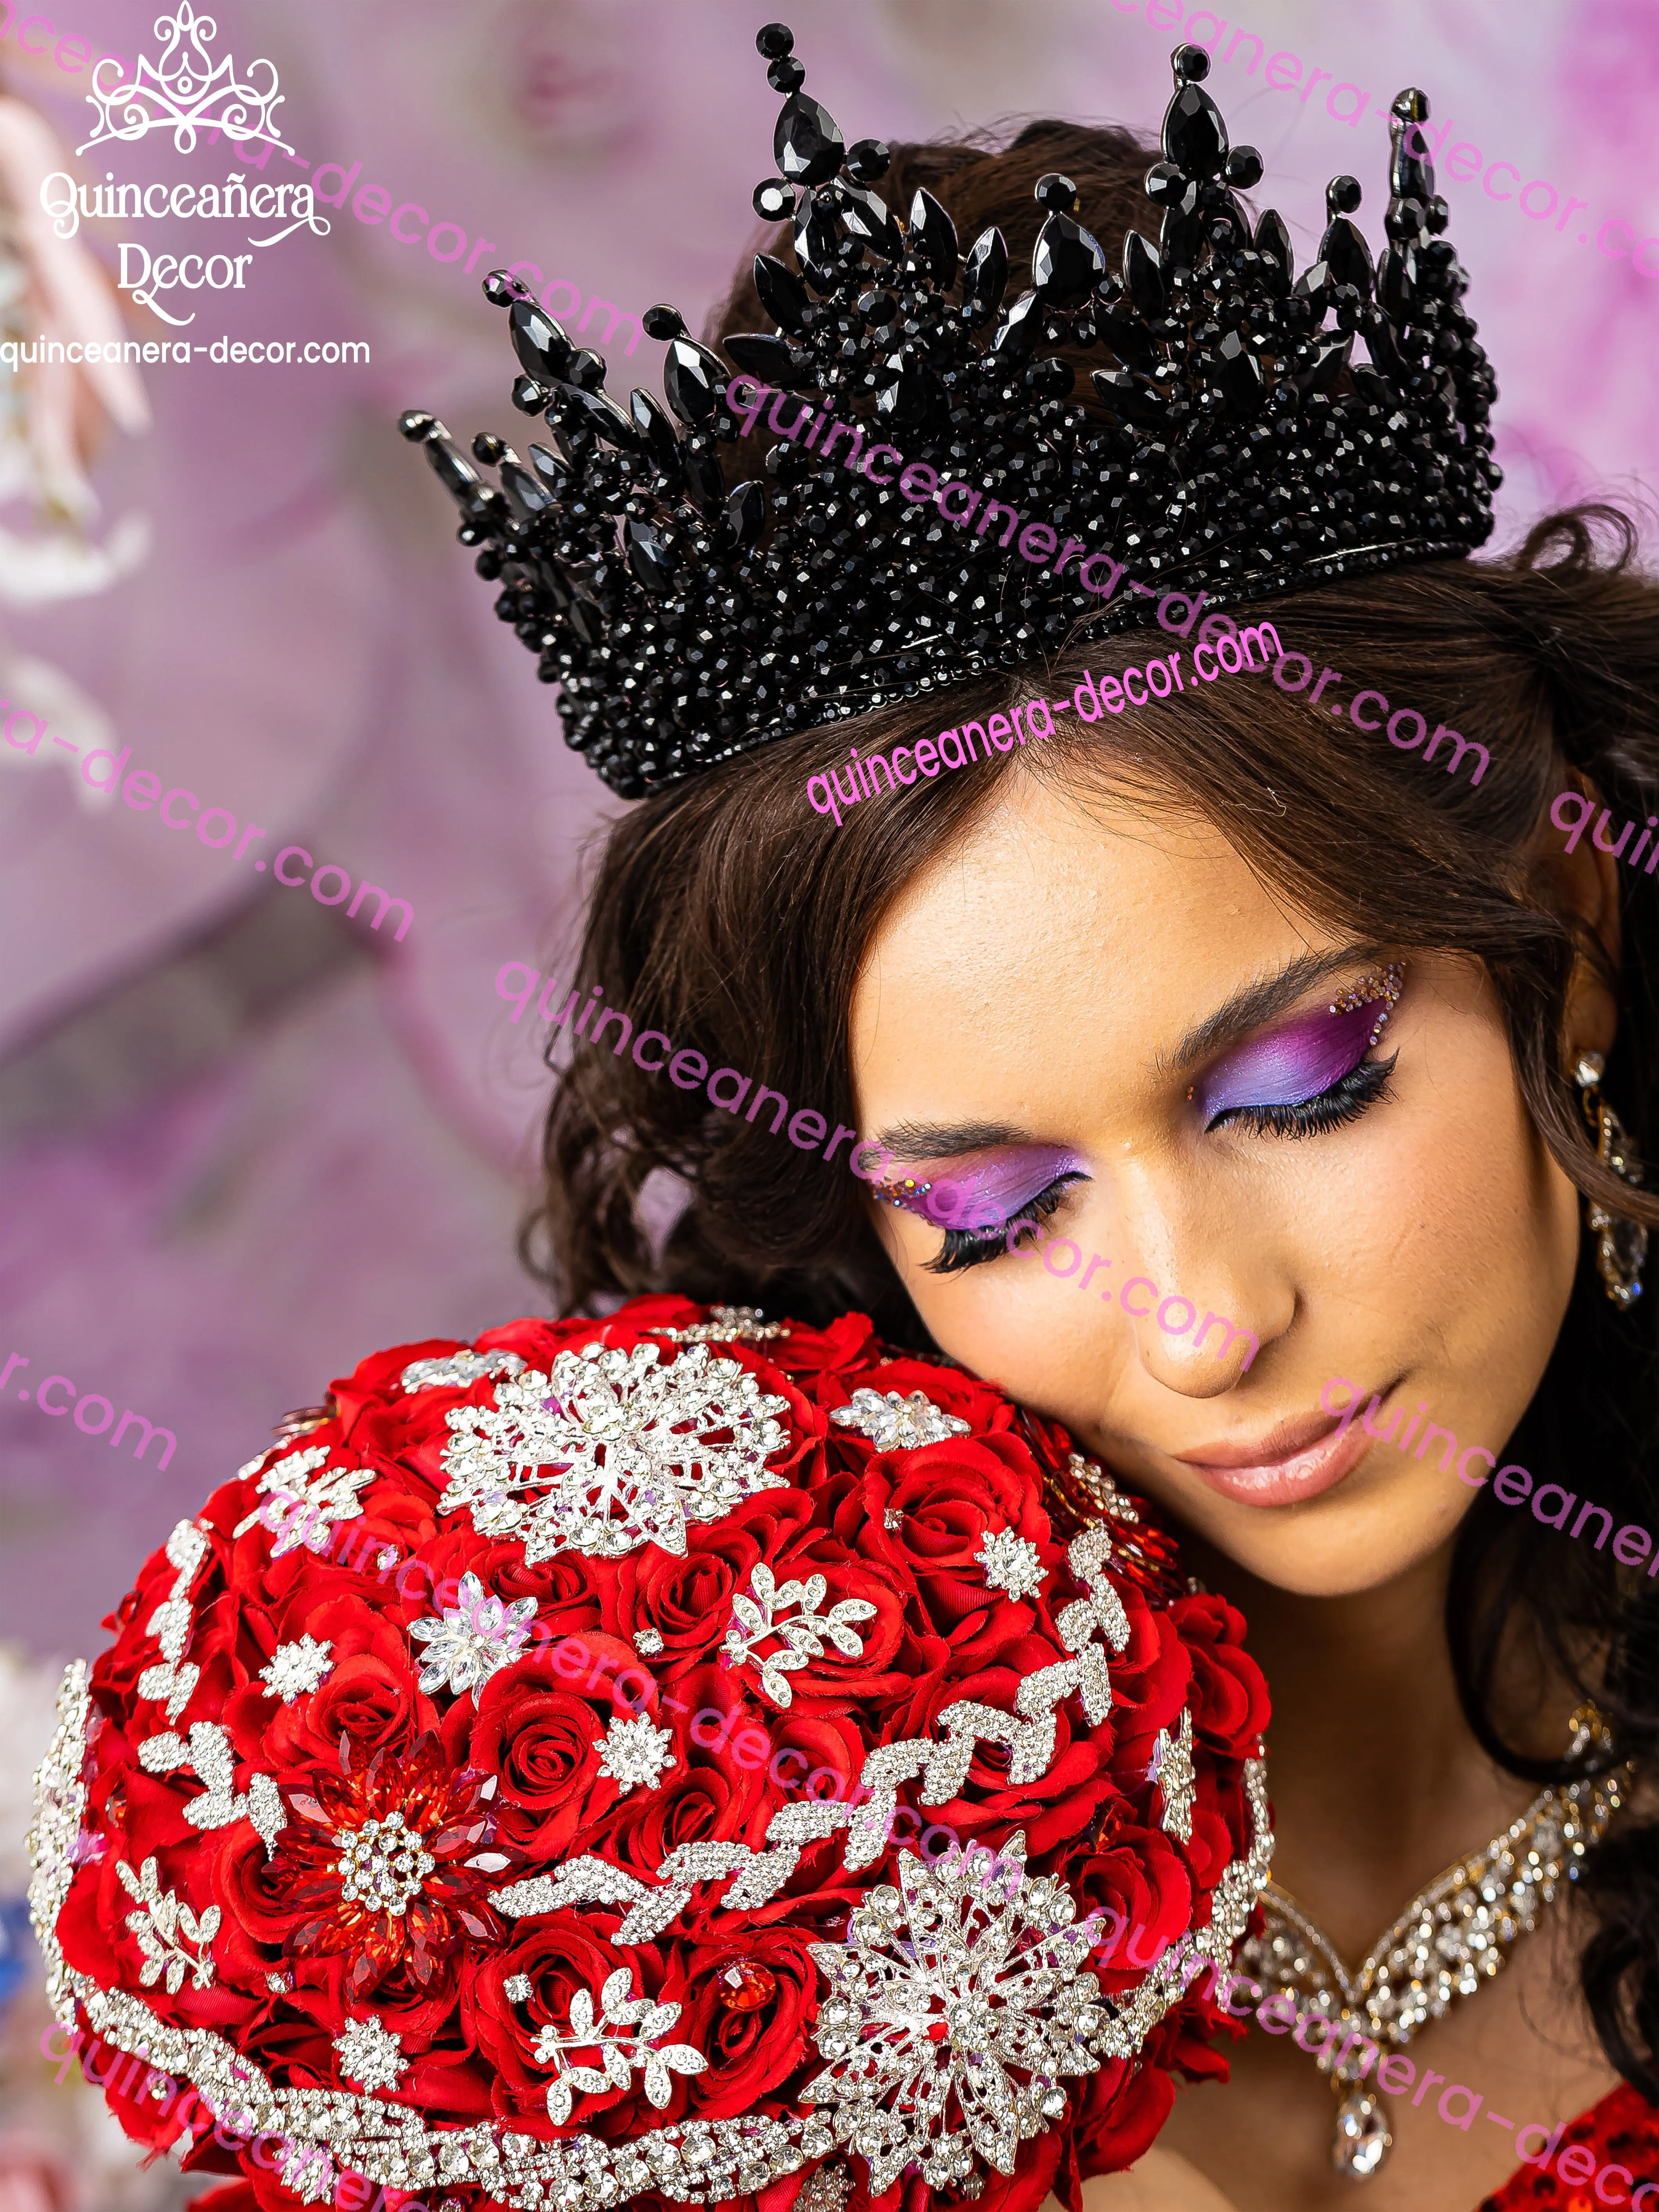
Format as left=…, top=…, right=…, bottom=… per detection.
left=1574, top=1051, right=1648, bottom=1308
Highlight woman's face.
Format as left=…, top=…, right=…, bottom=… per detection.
left=850, top=769, right=1587, bottom=1597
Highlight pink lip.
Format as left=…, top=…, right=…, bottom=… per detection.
left=1173, top=1406, right=1378, bottom=1508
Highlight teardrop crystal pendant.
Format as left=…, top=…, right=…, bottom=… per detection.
left=1332, top=2090, right=1392, bottom=2180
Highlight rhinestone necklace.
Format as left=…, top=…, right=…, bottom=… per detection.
left=1234, top=1706, right=1630, bottom=2181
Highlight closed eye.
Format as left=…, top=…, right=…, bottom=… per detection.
left=923, top=1172, right=1089, bottom=1276
left=1204, top=1051, right=1397, bottom=1138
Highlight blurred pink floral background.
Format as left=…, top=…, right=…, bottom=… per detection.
left=1, top=0, right=1655, bottom=1670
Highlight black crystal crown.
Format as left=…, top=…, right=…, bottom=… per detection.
left=399, top=25, right=1499, bottom=799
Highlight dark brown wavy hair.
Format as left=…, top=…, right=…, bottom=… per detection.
left=517, top=119, right=1659, bottom=2098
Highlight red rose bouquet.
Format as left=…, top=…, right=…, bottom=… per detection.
left=29, top=1297, right=1271, bottom=2212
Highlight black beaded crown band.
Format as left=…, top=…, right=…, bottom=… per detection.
left=398, top=24, right=1499, bottom=799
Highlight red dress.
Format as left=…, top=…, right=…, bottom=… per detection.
left=1481, top=2081, right=1659, bottom=2208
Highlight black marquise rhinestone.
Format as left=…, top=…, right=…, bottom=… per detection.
left=509, top=299, right=573, bottom=384
left=404, top=31, right=1497, bottom=798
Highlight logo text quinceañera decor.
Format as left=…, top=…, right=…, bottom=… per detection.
left=55, top=3, right=323, bottom=329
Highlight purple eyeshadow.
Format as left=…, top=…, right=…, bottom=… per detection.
left=898, top=1147, right=1086, bottom=1231
left=1190, top=998, right=1382, bottom=1123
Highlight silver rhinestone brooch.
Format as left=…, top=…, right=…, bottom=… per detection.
left=831, top=1388, right=971, bottom=1452
left=804, top=1833, right=1106, bottom=2193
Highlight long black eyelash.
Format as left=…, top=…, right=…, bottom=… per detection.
left=1205, top=1051, right=1398, bottom=1139
left=923, top=1174, right=1086, bottom=1277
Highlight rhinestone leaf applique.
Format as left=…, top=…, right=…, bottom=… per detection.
left=334, top=2016, right=408, bottom=2094
left=438, top=1341, right=790, bottom=1562
left=596, top=1713, right=677, bottom=1796
left=830, top=1389, right=971, bottom=1451
left=409, top=1572, right=538, bottom=1702
left=260, top=1636, right=334, bottom=1705
left=805, top=1834, right=1106, bottom=2193
left=117, top=1855, right=219, bottom=1994
left=975, top=1528, right=1047, bottom=1602
left=1150, top=1709, right=1196, bottom=1844
left=530, top=1966, right=707, bottom=2125
left=135, top=1518, right=210, bottom=1724
left=137, top=1721, right=287, bottom=1856
left=401, top=1347, right=528, bottom=1394
left=232, top=1447, right=374, bottom=1560
left=721, top=1565, right=877, bottom=1707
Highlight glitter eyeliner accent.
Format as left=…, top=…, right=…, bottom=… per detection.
left=1330, top=962, right=1406, bottom=1049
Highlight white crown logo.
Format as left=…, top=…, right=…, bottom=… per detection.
left=77, top=3, right=292, bottom=156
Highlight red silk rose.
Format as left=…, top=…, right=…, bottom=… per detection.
left=33, top=1295, right=1270, bottom=2212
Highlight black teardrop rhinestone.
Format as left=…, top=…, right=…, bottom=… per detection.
left=754, top=251, right=812, bottom=332
left=1394, top=136, right=1435, bottom=205
left=1377, top=242, right=1417, bottom=321
left=1032, top=212, right=1108, bottom=307
left=1162, top=81, right=1229, bottom=176
left=663, top=338, right=727, bottom=425
left=774, top=91, right=845, bottom=188
left=1090, top=367, right=1166, bottom=426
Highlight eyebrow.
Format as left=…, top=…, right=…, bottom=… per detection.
left=1158, top=942, right=1391, bottom=1077
left=871, top=1118, right=1040, bottom=1161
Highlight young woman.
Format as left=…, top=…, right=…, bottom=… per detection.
left=41, top=25, right=1657, bottom=2212
left=471, top=31, right=1659, bottom=2212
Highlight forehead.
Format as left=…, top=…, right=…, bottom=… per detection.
left=849, top=770, right=1325, bottom=1109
